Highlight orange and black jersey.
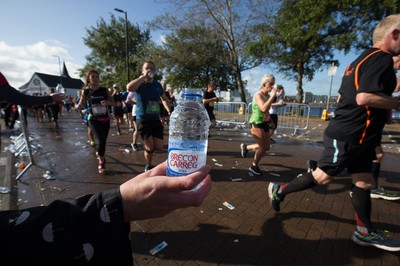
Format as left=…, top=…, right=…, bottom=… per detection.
left=325, top=48, right=396, bottom=144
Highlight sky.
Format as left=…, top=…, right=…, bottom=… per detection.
left=0, top=0, right=364, bottom=97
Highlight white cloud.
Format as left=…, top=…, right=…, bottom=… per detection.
left=0, top=41, right=83, bottom=88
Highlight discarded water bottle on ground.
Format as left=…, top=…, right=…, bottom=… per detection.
left=0, top=187, right=11, bottom=194
left=167, top=88, right=210, bottom=179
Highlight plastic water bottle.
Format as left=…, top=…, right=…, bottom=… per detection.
left=56, top=83, right=65, bottom=94
left=167, top=88, right=210, bottom=177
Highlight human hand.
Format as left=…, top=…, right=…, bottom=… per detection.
left=75, top=103, right=82, bottom=110
left=120, top=161, right=212, bottom=221
left=50, top=93, right=64, bottom=103
left=270, top=86, right=278, bottom=96
left=143, top=69, right=154, bottom=80
left=395, top=77, right=400, bottom=92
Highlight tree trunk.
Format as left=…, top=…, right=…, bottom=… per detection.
left=236, top=69, right=247, bottom=103
left=296, top=63, right=304, bottom=103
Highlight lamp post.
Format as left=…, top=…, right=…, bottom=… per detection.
left=53, top=55, right=62, bottom=85
left=114, top=8, right=130, bottom=83
left=326, top=62, right=338, bottom=111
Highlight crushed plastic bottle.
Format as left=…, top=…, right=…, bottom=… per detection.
left=43, top=171, right=55, bottom=180
left=0, top=187, right=11, bottom=194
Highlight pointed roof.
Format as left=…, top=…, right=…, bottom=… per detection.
left=62, top=62, right=71, bottom=79
left=35, top=72, right=83, bottom=89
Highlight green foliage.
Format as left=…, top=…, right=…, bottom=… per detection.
left=78, top=0, right=400, bottom=101
left=339, top=0, right=400, bottom=50
left=79, top=15, right=152, bottom=87
left=248, top=0, right=400, bottom=102
left=248, top=0, right=338, bottom=102
left=150, top=0, right=274, bottom=102
left=154, top=24, right=235, bottom=90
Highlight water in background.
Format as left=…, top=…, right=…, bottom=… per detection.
left=308, top=106, right=400, bottom=120
left=308, top=106, right=335, bottom=117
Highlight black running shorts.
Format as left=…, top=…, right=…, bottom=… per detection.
left=318, top=134, right=377, bottom=176
left=137, top=119, right=164, bottom=140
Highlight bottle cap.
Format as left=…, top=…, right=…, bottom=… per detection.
left=182, top=88, right=202, bottom=98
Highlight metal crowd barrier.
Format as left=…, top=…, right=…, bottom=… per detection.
left=214, top=102, right=310, bottom=134
left=15, top=105, right=51, bottom=180
left=214, top=102, right=248, bottom=126
left=274, top=103, right=310, bottom=134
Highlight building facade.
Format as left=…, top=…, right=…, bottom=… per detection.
left=19, top=63, right=83, bottom=97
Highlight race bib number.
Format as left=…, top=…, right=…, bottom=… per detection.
left=146, top=101, right=160, bottom=114
left=92, top=104, right=107, bottom=115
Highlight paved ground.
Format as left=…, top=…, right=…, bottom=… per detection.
left=1, top=111, right=400, bottom=265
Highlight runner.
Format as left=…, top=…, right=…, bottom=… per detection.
left=268, top=14, right=400, bottom=251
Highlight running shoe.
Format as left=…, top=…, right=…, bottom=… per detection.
left=240, top=143, right=248, bottom=158
left=248, top=165, right=262, bottom=176
left=352, top=230, right=400, bottom=252
left=98, top=159, right=106, bottom=174
left=89, top=140, right=95, bottom=147
left=307, top=160, right=317, bottom=173
left=144, top=165, right=154, bottom=172
left=268, top=182, right=284, bottom=211
left=370, top=187, right=400, bottom=201
left=117, top=129, right=121, bottom=135
left=131, top=143, right=138, bottom=151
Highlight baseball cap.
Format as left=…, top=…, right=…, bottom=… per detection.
left=113, top=84, right=120, bottom=88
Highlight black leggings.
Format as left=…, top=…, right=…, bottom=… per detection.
left=88, top=119, right=110, bottom=156
left=4, top=104, right=19, bottom=129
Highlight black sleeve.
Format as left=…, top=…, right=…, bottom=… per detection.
left=0, top=85, right=53, bottom=106
left=0, top=188, right=133, bottom=265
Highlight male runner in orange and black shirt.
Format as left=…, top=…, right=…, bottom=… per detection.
left=268, top=14, right=400, bottom=251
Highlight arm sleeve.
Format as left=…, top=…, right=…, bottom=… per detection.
left=0, top=84, right=53, bottom=106
left=0, top=187, right=133, bottom=265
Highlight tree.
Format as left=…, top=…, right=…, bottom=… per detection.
left=151, top=0, right=278, bottom=103
left=153, top=23, right=235, bottom=91
left=248, top=1, right=354, bottom=102
left=80, top=15, right=152, bottom=87
left=340, top=0, right=400, bottom=50
left=249, top=0, right=400, bottom=102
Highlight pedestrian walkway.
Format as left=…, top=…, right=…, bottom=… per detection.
left=1, top=112, right=399, bottom=265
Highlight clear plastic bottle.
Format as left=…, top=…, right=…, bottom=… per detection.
left=56, top=83, right=65, bottom=94
left=167, top=88, right=210, bottom=177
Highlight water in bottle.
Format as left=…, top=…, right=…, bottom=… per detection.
left=167, top=88, right=210, bottom=177
left=56, top=83, right=65, bottom=94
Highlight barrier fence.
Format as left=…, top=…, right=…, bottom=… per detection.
left=214, top=102, right=248, bottom=126
left=214, top=102, right=310, bottom=134
left=273, top=103, right=310, bottom=134
left=15, top=105, right=50, bottom=180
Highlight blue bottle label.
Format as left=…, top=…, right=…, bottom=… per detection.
left=167, top=138, right=207, bottom=176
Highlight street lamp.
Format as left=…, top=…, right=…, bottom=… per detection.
left=53, top=55, right=62, bottom=85
left=326, top=62, right=338, bottom=111
left=114, top=8, right=130, bottom=83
